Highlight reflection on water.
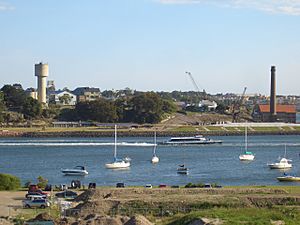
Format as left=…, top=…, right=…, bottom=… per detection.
left=0, top=135, right=300, bottom=187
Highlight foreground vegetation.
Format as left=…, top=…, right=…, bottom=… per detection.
left=161, top=207, right=300, bottom=225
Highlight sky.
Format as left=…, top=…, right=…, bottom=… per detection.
left=0, top=0, right=300, bottom=95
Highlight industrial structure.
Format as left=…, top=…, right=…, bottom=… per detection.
left=35, top=62, right=49, bottom=104
left=252, top=66, right=296, bottom=123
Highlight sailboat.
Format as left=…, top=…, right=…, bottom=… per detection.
left=105, top=125, right=131, bottom=169
left=239, top=126, right=255, bottom=161
left=151, top=131, right=159, bottom=163
left=268, top=144, right=292, bottom=169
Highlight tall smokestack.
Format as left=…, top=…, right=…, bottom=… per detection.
left=270, top=66, right=276, bottom=121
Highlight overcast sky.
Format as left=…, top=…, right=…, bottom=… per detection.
left=0, top=0, right=300, bottom=95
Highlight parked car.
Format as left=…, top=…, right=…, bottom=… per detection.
left=25, top=192, right=47, bottom=199
left=159, top=184, right=167, bottom=188
left=116, top=183, right=125, bottom=188
left=55, top=190, right=78, bottom=199
left=145, top=184, right=152, bottom=188
left=22, top=199, right=50, bottom=208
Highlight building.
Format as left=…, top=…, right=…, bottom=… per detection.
left=72, top=87, right=101, bottom=102
left=252, top=104, right=296, bottom=123
left=198, top=100, right=218, bottom=111
left=48, top=90, right=77, bottom=106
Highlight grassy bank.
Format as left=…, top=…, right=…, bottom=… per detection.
left=1, top=125, right=300, bottom=137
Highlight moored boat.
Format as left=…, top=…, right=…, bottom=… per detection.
left=61, top=166, right=88, bottom=176
left=277, top=174, right=300, bottom=182
left=177, top=164, right=189, bottom=175
left=105, top=125, right=131, bottom=169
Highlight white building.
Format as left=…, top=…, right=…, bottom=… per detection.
left=199, top=100, right=218, bottom=111
left=48, top=90, right=77, bottom=106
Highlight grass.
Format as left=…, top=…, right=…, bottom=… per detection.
left=160, top=207, right=300, bottom=225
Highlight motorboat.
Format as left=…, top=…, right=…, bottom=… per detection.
left=61, top=166, right=88, bottom=176
left=162, top=135, right=222, bottom=145
left=277, top=174, right=300, bottom=182
left=239, top=126, right=255, bottom=161
left=177, top=165, right=189, bottom=175
left=151, top=131, right=159, bottom=163
left=268, top=157, right=292, bottom=169
left=268, top=144, right=292, bottom=169
left=105, top=125, right=131, bottom=169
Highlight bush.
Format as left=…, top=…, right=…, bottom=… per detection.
left=37, top=176, right=48, bottom=189
left=0, top=173, right=21, bottom=190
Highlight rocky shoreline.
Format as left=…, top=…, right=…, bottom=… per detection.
left=1, top=130, right=300, bottom=138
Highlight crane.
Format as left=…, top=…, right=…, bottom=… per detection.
left=185, top=71, right=207, bottom=100
left=232, top=87, right=247, bottom=122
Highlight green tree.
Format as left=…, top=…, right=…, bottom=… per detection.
left=0, top=91, right=6, bottom=122
left=59, top=94, right=72, bottom=105
left=37, top=176, right=48, bottom=189
left=76, top=99, right=118, bottom=122
left=22, top=97, right=42, bottom=119
left=0, top=173, right=21, bottom=191
left=127, top=92, right=163, bottom=124
left=1, top=84, right=26, bottom=111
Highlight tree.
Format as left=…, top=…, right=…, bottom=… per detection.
left=0, top=173, right=21, bottom=191
left=1, top=85, right=26, bottom=111
left=22, top=97, right=42, bottom=119
left=76, top=99, right=118, bottom=122
left=59, top=94, right=72, bottom=105
left=37, top=176, right=48, bottom=189
left=0, top=91, right=6, bottom=122
left=126, top=92, right=164, bottom=124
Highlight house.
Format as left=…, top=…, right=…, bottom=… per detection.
left=198, top=100, right=218, bottom=111
left=72, top=87, right=101, bottom=102
left=252, top=104, right=296, bottom=123
left=48, top=90, right=77, bottom=106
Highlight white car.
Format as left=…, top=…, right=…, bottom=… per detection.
left=22, top=199, right=50, bottom=208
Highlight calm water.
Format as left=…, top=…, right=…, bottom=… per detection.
left=0, top=135, right=300, bottom=187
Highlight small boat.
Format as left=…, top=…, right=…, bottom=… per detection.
left=277, top=174, right=300, bottom=182
left=61, top=166, right=88, bottom=176
left=105, top=125, right=131, bottom=169
left=268, top=145, right=292, bottom=169
left=239, top=126, right=255, bottom=161
left=151, top=131, right=159, bottom=164
left=268, top=158, right=292, bottom=169
left=177, top=164, right=189, bottom=175
left=162, top=135, right=222, bottom=145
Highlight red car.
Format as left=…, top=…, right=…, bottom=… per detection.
left=159, top=184, right=167, bottom=188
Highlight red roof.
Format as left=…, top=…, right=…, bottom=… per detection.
left=258, top=104, right=296, bottom=113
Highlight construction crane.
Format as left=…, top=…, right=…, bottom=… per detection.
left=185, top=71, right=207, bottom=100
left=232, top=87, right=247, bottom=122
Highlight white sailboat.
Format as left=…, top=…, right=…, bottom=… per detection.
left=105, top=125, right=131, bottom=169
left=268, top=144, right=292, bottom=169
left=151, top=131, right=159, bottom=163
left=239, top=126, right=255, bottom=161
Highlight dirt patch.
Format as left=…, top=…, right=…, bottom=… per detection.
left=124, top=215, right=153, bottom=225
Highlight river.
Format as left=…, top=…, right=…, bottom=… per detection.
left=0, top=135, right=300, bottom=187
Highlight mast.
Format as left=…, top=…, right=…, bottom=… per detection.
left=114, top=124, right=117, bottom=160
left=245, top=125, right=247, bottom=151
left=153, top=130, right=157, bottom=155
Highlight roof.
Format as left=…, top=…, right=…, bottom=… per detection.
left=258, top=104, right=296, bottom=113
left=72, top=87, right=100, bottom=95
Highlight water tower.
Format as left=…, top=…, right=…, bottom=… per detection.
left=35, top=62, right=49, bottom=104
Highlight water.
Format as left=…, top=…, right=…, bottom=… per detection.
left=0, top=135, right=300, bottom=187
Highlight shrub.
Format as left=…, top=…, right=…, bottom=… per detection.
left=0, top=173, right=21, bottom=190
left=37, top=176, right=48, bottom=189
